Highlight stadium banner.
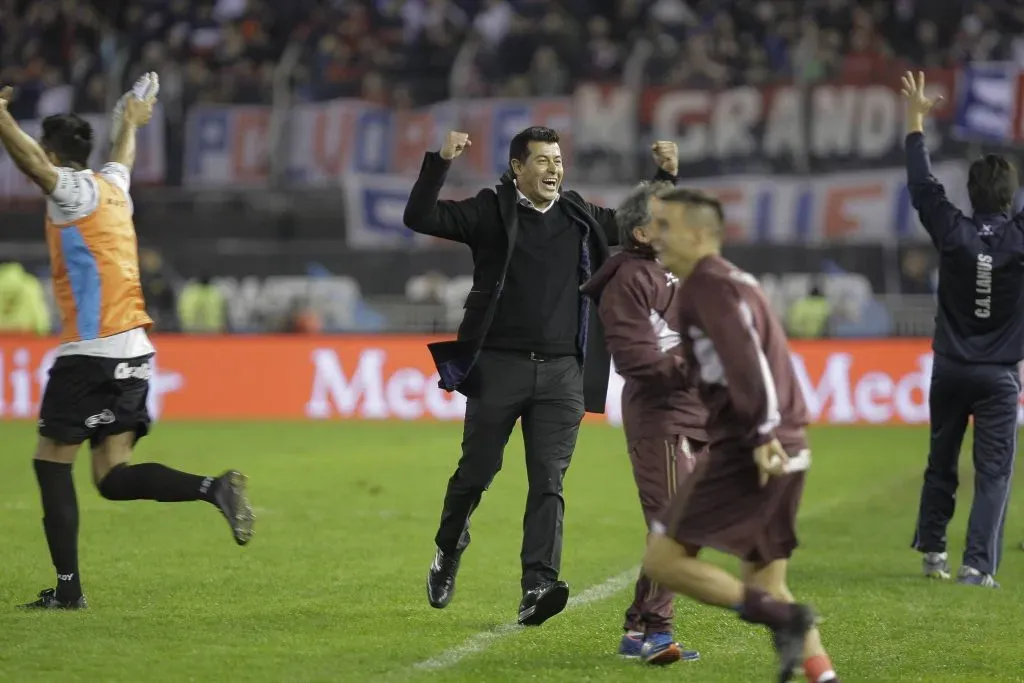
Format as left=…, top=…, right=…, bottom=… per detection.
left=951, top=62, right=1022, bottom=143
left=2, top=335, right=1022, bottom=425
left=182, top=69, right=967, bottom=188
left=342, top=161, right=968, bottom=246
left=183, top=98, right=574, bottom=187
left=616, top=67, right=961, bottom=176
left=0, top=107, right=167, bottom=201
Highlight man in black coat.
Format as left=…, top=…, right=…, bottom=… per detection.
left=404, top=125, right=678, bottom=625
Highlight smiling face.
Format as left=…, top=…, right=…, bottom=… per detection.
left=512, top=141, right=563, bottom=207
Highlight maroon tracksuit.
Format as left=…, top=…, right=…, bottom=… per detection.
left=581, top=249, right=708, bottom=635
left=661, top=255, right=810, bottom=565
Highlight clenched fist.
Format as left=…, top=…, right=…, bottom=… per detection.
left=651, top=140, right=678, bottom=176
left=440, top=131, right=471, bottom=161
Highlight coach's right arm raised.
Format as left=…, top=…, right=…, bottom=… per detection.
left=403, top=131, right=483, bottom=245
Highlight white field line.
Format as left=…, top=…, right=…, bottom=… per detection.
left=412, top=568, right=638, bottom=672
left=407, top=468, right=919, bottom=675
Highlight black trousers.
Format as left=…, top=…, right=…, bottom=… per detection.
left=913, top=354, right=1020, bottom=576
left=434, top=349, right=586, bottom=593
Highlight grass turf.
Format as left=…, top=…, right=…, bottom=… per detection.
left=0, top=422, right=1021, bottom=682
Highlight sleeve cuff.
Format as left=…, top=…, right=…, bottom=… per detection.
left=653, top=166, right=678, bottom=183
left=425, top=151, right=453, bottom=166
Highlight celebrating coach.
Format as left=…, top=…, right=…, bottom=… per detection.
left=404, top=126, right=677, bottom=625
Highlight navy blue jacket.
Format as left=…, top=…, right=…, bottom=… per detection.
left=906, top=132, right=1024, bottom=365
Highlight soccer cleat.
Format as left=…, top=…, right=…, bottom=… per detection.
left=921, top=551, right=951, bottom=579
left=770, top=604, right=816, bottom=683
left=956, top=566, right=999, bottom=588
left=213, top=470, right=254, bottom=546
left=427, top=547, right=461, bottom=608
left=517, top=581, right=569, bottom=626
left=640, top=631, right=700, bottom=665
left=617, top=632, right=644, bottom=658
left=19, top=588, right=87, bottom=610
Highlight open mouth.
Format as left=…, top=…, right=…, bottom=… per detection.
left=542, top=179, right=558, bottom=190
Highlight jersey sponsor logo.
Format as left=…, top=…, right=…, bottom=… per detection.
left=974, top=253, right=993, bottom=319
left=114, top=361, right=152, bottom=381
left=84, top=409, right=115, bottom=429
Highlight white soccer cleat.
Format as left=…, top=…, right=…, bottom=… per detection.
left=921, top=551, right=950, bottom=580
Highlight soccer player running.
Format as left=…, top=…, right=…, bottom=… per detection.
left=0, top=74, right=254, bottom=610
left=580, top=175, right=705, bottom=665
left=900, top=70, right=1024, bottom=587
left=641, top=187, right=841, bottom=683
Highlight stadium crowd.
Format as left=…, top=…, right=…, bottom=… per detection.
left=3, top=0, right=1024, bottom=117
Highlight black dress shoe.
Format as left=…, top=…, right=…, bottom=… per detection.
left=517, top=580, right=569, bottom=626
left=426, top=547, right=461, bottom=609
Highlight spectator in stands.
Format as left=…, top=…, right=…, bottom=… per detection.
left=139, top=248, right=180, bottom=332
left=0, top=262, right=50, bottom=335
left=900, top=247, right=938, bottom=295
left=287, top=297, right=322, bottom=334
left=786, top=285, right=832, bottom=339
left=178, top=274, right=227, bottom=333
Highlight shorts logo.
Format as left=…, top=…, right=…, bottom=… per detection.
left=114, top=361, right=151, bottom=381
left=84, top=409, right=115, bottom=429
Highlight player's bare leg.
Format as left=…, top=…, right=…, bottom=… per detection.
left=644, top=533, right=814, bottom=682
left=743, top=561, right=839, bottom=683
left=91, top=432, right=254, bottom=545
left=21, top=437, right=87, bottom=609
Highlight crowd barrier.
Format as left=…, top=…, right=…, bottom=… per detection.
left=2, top=335, right=1007, bottom=426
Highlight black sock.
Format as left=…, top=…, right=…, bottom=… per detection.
left=98, top=463, right=218, bottom=504
left=34, top=459, right=82, bottom=602
left=735, top=586, right=796, bottom=629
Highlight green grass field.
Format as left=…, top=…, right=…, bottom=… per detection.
left=0, top=422, right=1022, bottom=682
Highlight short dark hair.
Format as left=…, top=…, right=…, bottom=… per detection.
left=508, top=126, right=560, bottom=166
left=967, top=154, right=1018, bottom=214
left=654, top=187, right=725, bottom=236
left=40, top=114, right=93, bottom=168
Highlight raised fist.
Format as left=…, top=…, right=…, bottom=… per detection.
left=651, top=140, right=679, bottom=176
left=440, top=131, right=471, bottom=161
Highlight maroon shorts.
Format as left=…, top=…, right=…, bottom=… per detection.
left=659, top=446, right=806, bottom=565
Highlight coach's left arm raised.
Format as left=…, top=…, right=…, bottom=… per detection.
left=580, top=141, right=679, bottom=246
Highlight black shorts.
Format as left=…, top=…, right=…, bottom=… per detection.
left=38, top=354, right=154, bottom=448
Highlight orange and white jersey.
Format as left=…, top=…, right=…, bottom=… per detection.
left=44, top=163, right=154, bottom=358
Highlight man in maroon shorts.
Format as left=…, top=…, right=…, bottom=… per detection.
left=641, top=187, right=842, bottom=683
left=581, top=179, right=706, bottom=665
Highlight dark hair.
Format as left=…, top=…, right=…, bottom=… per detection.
left=967, top=154, right=1018, bottom=215
left=40, top=114, right=93, bottom=168
left=508, top=126, right=560, bottom=167
left=654, top=187, right=725, bottom=235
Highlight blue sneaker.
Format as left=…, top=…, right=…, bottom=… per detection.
left=617, top=632, right=643, bottom=658
left=956, top=566, right=999, bottom=588
left=640, top=632, right=700, bottom=665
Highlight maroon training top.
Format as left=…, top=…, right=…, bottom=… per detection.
left=582, top=250, right=708, bottom=444
left=675, top=254, right=809, bottom=453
